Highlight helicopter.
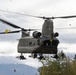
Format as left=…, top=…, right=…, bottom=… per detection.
left=0, top=10, right=76, bottom=60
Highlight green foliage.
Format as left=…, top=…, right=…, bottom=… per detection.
left=39, top=52, right=76, bottom=75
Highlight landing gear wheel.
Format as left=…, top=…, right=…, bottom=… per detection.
left=29, top=53, right=37, bottom=58
left=20, top=53, right=26, bottom=60
left=38, top=56, right=45, bottom=60
left=33, top=53, right=37, bottom=58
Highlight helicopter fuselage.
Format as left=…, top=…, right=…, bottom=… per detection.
left=18, top=19, right=59, bottom=55
left=18, top=36, right=59, bottom=54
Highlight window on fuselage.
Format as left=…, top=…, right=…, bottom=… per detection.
left=20, top=39, right=38, bottom=46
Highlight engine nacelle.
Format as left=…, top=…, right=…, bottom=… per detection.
left=54, top=32, right=59, bottom=37
left=33, top=31, right=41, bottom=38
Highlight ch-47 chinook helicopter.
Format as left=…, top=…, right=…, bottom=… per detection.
left=0, top=10, right=76, bottom=60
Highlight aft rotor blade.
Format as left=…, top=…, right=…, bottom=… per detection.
left=0, top=10, right=48, bottom=19
left=54, top=15, right=76, bottom=19
left=0, top=18, right=21, bottom=28
left=40, top=15, right=76, bottom=19
left=55, top=27, right=76, bottom=29
left=1, top=10, right=76, bottom=19
left=0, top=30, right=21, bottom=34
left=0, top=10, right=42, bottom=18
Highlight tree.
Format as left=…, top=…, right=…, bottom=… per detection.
left=39, top=52, right=76, bottom=75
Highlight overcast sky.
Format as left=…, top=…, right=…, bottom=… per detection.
left=0, top=0, right=76, bottom=54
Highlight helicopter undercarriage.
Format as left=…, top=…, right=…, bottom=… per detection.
left=18, top=45, right=58, bottom=60
left=18, top=53, right=46, bottom=60
left=17, top=53, right=44, bottom=60
left=18, top=38, right=59, bottom=60
left=18, top=52, right=59, bottom=60
left=29, top=53, right=45, bottom=60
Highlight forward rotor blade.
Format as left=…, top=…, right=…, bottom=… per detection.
left=27, top=29, right=40, bottom=31
left=0, top=30, right=21, bottom=34
left=0, top=18, right=21, bottom=28
left=0, top=18, right=39, bottom=31
left=0, top=29, right=38, bottom=34
left=0, top=18, right=34, bottom=31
